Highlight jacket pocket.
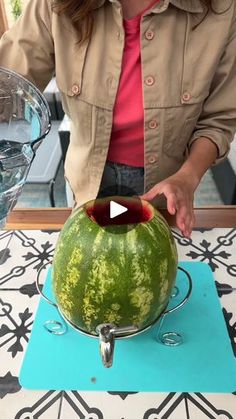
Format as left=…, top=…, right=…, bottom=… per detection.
left=163, top=107, right=202, bottom=161
left=56, top=76, right=93, bottom=146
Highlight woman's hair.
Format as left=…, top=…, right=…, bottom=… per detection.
left=52, top=0, right=231, bottom=44
left=52, top=0, right=96, bottom=44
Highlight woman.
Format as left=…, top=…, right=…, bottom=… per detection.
left=0, top=0, right=235, bottom=237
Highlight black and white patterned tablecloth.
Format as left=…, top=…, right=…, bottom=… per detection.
left=0, top=228, right=235, bottom=419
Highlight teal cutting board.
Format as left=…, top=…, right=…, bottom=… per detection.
left=19, top=262, right=236, bottom=392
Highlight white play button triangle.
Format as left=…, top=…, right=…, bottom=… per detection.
left=110, top=200, right=128, bottom=219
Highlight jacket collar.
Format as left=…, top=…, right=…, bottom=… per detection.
left=170, top=0, right=232, bottom=14
left=96, top=0, right=206, bottom=14
left=169, top=0, right=205, bottom=13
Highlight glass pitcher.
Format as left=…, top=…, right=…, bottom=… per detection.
left=0, top=67, right=51, bottom=228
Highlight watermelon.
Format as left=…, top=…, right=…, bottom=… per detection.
left=52, top=196, right=178, bottom=336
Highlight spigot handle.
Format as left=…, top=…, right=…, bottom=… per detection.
left=96, top=324, right=115, bottom=368
left=112, top=325, right=139, bottom=336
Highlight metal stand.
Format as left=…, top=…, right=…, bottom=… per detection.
left=36, top=261, right=68, bottom=335
left=156, top=266, right=192, bottom=347
left=36, top=263, right=192, bottom=367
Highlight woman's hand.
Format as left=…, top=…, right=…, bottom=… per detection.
left=140, top=171, right=197, bottom=238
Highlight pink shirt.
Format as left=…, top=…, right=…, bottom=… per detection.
left=107, top=14, right=144, bottom=167
left=107, top=1, right=159, bottom=167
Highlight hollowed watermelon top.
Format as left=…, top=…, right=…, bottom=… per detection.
left=84, top=196, right=154, bottom=226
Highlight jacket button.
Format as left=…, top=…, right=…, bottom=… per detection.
left=145, top=76, right=155, bottom=86
left=148, top=155, right=156, bottom=164
left=148, top=120, right=158, bottom=129
left=182, top=91, right=191, bottom=102
left=71, top=84, right=80, bottom=95
left=145, top=30, right=154, bottom=40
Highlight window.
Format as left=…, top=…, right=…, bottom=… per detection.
left=0, top=1, right=8, bottom=36
left=0, top=0, right=28, bottom=35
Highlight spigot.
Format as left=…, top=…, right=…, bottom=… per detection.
left=96, top=323, right=139, bottom=368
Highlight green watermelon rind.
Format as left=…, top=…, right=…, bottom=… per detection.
left=52, top=202, right=178, bottom=334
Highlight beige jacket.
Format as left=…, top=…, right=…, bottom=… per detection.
left=0, top=0, right=236, bottom=208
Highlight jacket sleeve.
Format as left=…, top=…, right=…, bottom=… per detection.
left=187, top=6, right=236, bottom=164
left=0, top=0, right=55, bottom=92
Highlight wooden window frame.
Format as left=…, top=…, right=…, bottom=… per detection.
left=0, top=0, right=8, bottom=37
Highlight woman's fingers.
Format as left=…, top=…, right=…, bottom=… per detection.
left=162, top=190, right=192, bottom=236
left=174, top=199, right=194, bottom=237
left=140, top=185, right=160, bottom=201
left=140, top=179, right=195, bottom=237
left=178, top=208, right=195, bottom=237
left=166, top=192, right=177, bottom=215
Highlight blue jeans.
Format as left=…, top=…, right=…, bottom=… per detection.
left=97, top=160, right=144, bottom=198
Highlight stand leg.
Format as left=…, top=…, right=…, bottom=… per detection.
left=44, top=309, right=68, bottom=335
left=156, top=288, right=183, bottom=347
left=156, top=312, right=183, bottom=346
left=155, top=266, right=193, bottom=347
